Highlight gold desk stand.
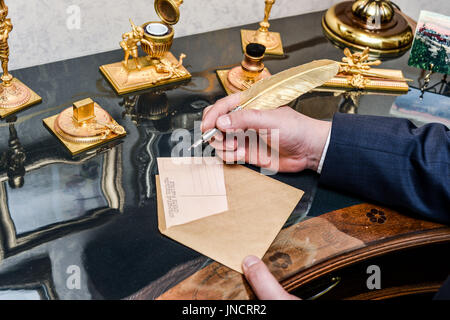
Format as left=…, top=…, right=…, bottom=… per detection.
left=0, top=0, right=41, bottom=119
left=0, top=78, right=42, bottom=119
left=217, top=43, right=271, bottom=95
left=241, top=0, right=283, bottom=56
left=43, top=98, right=127, bottom=156
left=100, top=52, right=191, bottom=95
left=100, top=0, right=191, bottom=94
left=217, top=68, right=271, bottom=96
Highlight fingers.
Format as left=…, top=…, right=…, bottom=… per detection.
left=201, top=93, right=241, bottom=132
left=215, top=145, right=246, bottom=163
left=215, top=139, right=273, bottom=168
left=242, top=256, right=300, bottom=300
left=216, top=107, right=290, bottom=132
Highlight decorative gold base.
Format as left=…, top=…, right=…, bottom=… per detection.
left=240, top=29, right=284, bottom=56
left=322, top=68, right=409, bottom=93
left=0, top=78, right=42, bottom=119
left=43, top=105, right=127, bottom=156
left=321, top=2, right=413, bottom=58
left=216, top=67, right=271, bottom=95
left=100, top=52, right=191, bottom=95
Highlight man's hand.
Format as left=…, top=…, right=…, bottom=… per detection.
left=201, top=93, right=331, bottom=173
left=242, top=256, right=300, bottom=300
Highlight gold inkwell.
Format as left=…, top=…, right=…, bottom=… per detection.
left=240, top=0, right=284, bottom=56
left=100, top=0, right=191, bottom=94
left=0, top=0, right=41, bottom=119
left=43, top=98, right=127, bottom=155
left=217, top=43, right=271, bottom=95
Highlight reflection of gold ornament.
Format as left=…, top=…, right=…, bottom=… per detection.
left=100, top=0, right=191, bottom=94
left=322, top=0, right=413, bottom=58
left=43, top=98, right=127, bottom=155
left=0, top=0, right=41, bottom=119
left=240, top=0, right=283, bottom=56
left=217, top=43, right=271, bottom=95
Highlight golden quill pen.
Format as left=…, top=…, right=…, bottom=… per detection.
left=189, top=59, right=340, bottom=149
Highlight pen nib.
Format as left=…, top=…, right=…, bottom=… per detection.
left=188, top=139, right=203, bottom=151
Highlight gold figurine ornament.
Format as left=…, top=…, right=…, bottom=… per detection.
left=121, top=19, right=154, bottom=71
left=100, top=0, right=191, bottom=95
left=0, top=0, right=41, bottom=119
left=241, top=0, right=284, bottom=56
left=43, top=98, right=127, bottom=156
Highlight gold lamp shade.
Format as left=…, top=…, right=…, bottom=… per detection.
left=322, top=0, right=414, bottom=58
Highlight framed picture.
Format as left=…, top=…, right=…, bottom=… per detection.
left=408, top=11, right=450, bottom=74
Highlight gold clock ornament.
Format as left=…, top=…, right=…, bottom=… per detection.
left=43, top=98, right=127, bottom=155
left=240, top=0, right=284, bottom=56
left=100, top=0, right=191, bottom=94
left=0, top=0, right=41, bottom=119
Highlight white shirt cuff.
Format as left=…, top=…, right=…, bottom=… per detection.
left=317, top=127, right=331, bottom=174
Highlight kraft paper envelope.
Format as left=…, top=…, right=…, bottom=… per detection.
left=157, top=164, right=304, bottom=273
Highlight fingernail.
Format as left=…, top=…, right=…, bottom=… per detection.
left=217, top=115, right=231, bottom=129
left=243, top=255, right=260, bottom=271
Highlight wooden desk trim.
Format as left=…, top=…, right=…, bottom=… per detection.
left=129, top=203, right=450, bottom=300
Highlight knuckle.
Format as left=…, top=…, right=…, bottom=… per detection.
left=246, top=109, right=263, bottom=122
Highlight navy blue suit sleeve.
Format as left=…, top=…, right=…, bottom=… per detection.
left=319, top=113, right=450, bottom=224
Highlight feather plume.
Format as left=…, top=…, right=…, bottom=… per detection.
left=239, top=60, right=340, bottom=110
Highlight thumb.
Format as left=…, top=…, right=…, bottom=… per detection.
left=242, top=255, right=300, bottom=300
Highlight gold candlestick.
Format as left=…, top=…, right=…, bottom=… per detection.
left=100, top=0, right=191, bottom=95
left=0, top=0, right=41, bottom=119
left=240, top=0, right=284, bottom=56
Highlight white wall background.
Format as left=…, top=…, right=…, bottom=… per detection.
left=5, top=0, right=450, bottom=70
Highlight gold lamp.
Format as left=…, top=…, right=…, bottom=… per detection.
left=322, top=0, right=414, bottom=58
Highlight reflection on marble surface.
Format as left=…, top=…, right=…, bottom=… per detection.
left=0, top=118, right=26, bottom=189
left=0, top=137, right=124, bottom=262
left=390, top=87, right=450, bottom=127
left=0, top=256, right=57, bottom=300
left=0, top=289, right=41, bottom=300
left=6, top=159, right=107, bottom=235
